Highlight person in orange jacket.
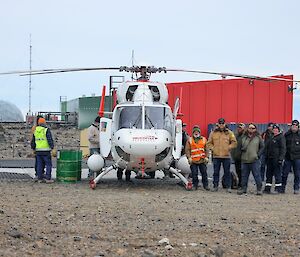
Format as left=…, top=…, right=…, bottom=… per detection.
left=185, top=125, right=209, bottom=190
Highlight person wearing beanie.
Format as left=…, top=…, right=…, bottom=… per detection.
left=185, top=125, right=209, bottom=190
left=231, top=123, right=246, bottom=189
left=207, top=118, right=237, bottom=192
left=87, top=116, right=101, bottom=178
left=282, top=120, right=300, bottom=194
left=31, top=117, right=54, bottom=183
left=260, top=122, right=274, bottom=182
left=31, top=115, right=46, bottom=179
left=264, top=124, right=286, bottom=194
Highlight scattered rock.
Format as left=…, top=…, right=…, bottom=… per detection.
left=89, top=234, right=99, bottom=240
left=158, top=237, right=170, bottom=245
left=94, top=252, right=105, bottom=257
left=214, top=246, right=224, bottom=257
left=165, top=245, right=173, bottom=250
left=141, top=249, right=158, bottom=257
left=6, top=229, right=23, bottom=238
left=73, top=236, right=82, bottom=242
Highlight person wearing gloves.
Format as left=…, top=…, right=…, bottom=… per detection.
left=185, top=125, right=209, bottom=190
left=264, top=124, right=286, bottom=194
left=31, top=118, right=54, bottom=183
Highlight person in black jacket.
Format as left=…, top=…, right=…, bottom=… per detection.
left=282, top=120, right=300, bottom=194
left=264, top=124, right=286, bottom=194
left=260, top=122, right=274, bottom=181
left=231, top=123, right=246, bottom=189
left=181, top=123, right=189, bottom=156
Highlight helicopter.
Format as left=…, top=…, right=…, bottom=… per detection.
left=1, top=65, right=299, bottom=190
left=88, top=66, right=189, bottom=189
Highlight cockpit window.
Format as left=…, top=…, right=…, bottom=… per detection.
left=119, top=106, right=142, bottom=129
left=145, top=106, right=172, bottom=132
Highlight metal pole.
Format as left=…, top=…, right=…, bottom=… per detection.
left=29, top=34, right=32, bottom=115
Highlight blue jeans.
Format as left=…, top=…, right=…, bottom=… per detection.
left=36, top=153, right=52, bottom=180
left=241, top=160, right=262, bottom=192
left=282, top=159, right=300, bottom=191
left=88, top=148, right=100, bottom=178
left=213, top=158, right=231, bottom=188
left=190, top=163, right=208, bottom=188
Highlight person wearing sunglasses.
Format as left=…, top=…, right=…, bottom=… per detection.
left=238, top=124, right=264, bottom=195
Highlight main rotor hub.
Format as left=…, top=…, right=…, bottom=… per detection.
left=119, top=66, right=167, bottom=80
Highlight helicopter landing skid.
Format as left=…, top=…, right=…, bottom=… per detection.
left=169, top=167, right=192, bottom=190
left=89, top=164, right=117, bottom=189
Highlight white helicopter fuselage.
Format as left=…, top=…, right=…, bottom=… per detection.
left=99, top=81, right=182, bottom=173
left=111, top=105, right=173, bottom=172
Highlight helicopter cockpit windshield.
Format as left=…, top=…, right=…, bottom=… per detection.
left=145, top=106, right=172, bottom=132
left=118, top=105, right=172, bottom=132
left=119, top=106, right=142, bottom=129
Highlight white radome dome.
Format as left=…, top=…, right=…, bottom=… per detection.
left=0, top=100, right=24, bottom=122
left=177, top=155, right=191, bottom=175
left=87, top=154, right=104, bottom=172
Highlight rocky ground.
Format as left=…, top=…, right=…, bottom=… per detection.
left=1, top=175, right=300, bottom=257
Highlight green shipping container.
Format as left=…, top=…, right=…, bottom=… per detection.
left=56, top=150, right=82, bottom=183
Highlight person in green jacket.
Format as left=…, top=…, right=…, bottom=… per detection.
left=238, top=123, right=264, bottom=195
left=231, top=123, right=246, bottom=189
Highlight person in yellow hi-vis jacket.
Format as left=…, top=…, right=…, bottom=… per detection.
left=185, top=125, right=209, bottom=190
left=31, top=118, right=54, bottom=183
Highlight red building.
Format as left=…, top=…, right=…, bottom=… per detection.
left=167, top=76, right=293, bottom=136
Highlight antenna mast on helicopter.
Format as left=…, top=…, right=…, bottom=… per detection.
left=131, top=50, right=135, bottom=80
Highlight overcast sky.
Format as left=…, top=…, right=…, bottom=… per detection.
left=0, top=0, right=299, bottom=120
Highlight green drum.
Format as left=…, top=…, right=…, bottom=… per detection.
left=56, top=150, right=82, bottom=183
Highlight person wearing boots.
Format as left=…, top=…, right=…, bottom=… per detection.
left=31, top=118, right=54, bottom=183
left=207, top=118, right=237, bottom=192
left=231, top=123, right=246, bottom=189
left=117, top=168, right=132, bottom=182
left=264, top=124, right=286, bottom=194
left=282, top=120, right=300, bottom=194
left=237, top=123, right=264, bottom=195
left=185, top=125, right=209, bottom=190
left=260, top=122, right=274, bottom=181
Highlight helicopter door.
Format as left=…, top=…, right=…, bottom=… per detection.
left=99, top=117, right=112, bottom=157
left=172, top=119, right=182, bottom=159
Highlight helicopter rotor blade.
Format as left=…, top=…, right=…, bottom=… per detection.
left=165, top=68, right=300, bottom=83
left=0, top=66, right=299, bottom=84
left=0, top=67, right=121, bottom=76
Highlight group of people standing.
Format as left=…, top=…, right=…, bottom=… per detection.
left=185, top=118, right=300, bottom=195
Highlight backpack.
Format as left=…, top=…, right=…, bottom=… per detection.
left=222, top=172, right=238, bottom=189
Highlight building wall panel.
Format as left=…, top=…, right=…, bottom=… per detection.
left=167, top=76, right=293, bottom=136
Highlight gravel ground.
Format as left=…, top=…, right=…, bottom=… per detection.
left=1, top=174, right=300, bottom=257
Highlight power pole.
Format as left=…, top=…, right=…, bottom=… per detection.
left=28, top=34, right=32, bottom=115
